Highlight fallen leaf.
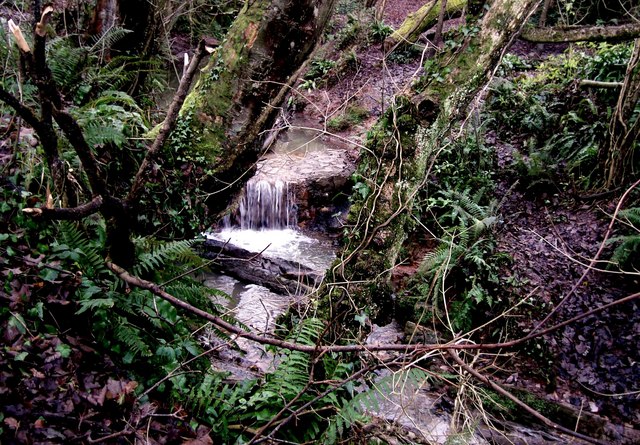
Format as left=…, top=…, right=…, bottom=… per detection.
left=4, top=417, right=20, bottom=429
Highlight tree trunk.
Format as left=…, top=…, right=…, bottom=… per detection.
left=538, top=0, right=553, bottom=27
left=321, top=0, right=541, bottom=333
left=179, top=0, right=337, bottom=219
left=87, top=0, right=168, bottom=96
left=602, top=38, right=640, bottom=189
left=384, top=0, right=467, bottom=51
left=521, top=22, right=640, bottom=43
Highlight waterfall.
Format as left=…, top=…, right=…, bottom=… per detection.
left=236, top=178, right=297, bottom=230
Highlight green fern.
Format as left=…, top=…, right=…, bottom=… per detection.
left=114, top=317, right=153, bottom=359
left=133, top=238, right=202, bottom=277
left=54, top=220, right=108, bottom=278
left=609, top=207, right=640, bottom=270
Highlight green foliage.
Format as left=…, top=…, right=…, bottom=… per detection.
left=46, top=28, right=148, bottom=104
left=73, top=90, right=149, bottom=148
left=495, top=53, right=533, bottom=77
left=336, top=14, right=363, bottom=50
left=300, top=58, right=336, bottom=91
left=369, top=20, right=393, bottom=42
left=167, top=317, right=361, bottom=443
left=171, top=0, right=241, bottom=43
left=609, top=207, right=640, bottom=271
left=485, top=43, right=636, bottom=189
left=323, top=367, right=431, bottom=443
left=402, top=126, right=509, bottom=332
left=386, top=44, right=423, bottom=65
left=581, top=42, right=633, bottom=84
left=47, top=220, right=230, bottom=390
left=414, top=188, right=504, bottom=331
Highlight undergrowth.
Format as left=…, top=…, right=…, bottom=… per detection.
left=484, top=43, right=637, bottom=191
left=399, top=126, right=510, bottom=333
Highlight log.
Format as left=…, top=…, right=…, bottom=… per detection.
left=202, top=238, right=323, bottom=296
left=521, top=23, right=640, bottom=43
left=384, top=0, right=466, bottom=51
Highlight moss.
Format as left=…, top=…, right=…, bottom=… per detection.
left=327, top=104, right=369, bottom=131
left=181, top=1, right=269, bottom=165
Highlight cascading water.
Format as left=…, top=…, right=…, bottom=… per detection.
left=237, top=178, right=296, bottom=230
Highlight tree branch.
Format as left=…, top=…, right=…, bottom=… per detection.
left=127, top=39, right=208, bottom=204
left=521, top=22, right=640, bottom=43
left=105, top=262, right=640, bottom=355
left=22, top=195, right=104, bottom=220
left=0, top=86, right=42, bottom=130
left=579, top=79, right=623, bottom=88
left=51, top=108, right=110, bottom=199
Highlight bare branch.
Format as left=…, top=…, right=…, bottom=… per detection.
left=447, top=351, right=608, bottom=445
left=22, top=196, right=104, bottom=220
left=579, top=79, right=623, bottom=88
left=105, top=262, right=640, bottom=355
left=127, top=39, right=209, bottom=204
left=51, top=108, right=110, bottom=198
left=35, top=6, right=54, bottom=37
left=0, top=86, right=42, bottom=130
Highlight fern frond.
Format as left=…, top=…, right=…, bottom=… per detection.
left=322, top=368, right=431, bottom=444
left=88, top=27, right=132, bottom=62
left=46, top=37, right=88, bottom=89
left=619, top=207, right=640, bottom=227
left=56, top=221, right=107, bottom=277
left=418, top=240, right=465, bottom=274
left=114, top=319, right=153, bottom=358
left=133, top=238, right=200, bottom=276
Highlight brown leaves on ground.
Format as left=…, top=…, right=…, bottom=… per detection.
left=0, top=260, right=198, bottom=444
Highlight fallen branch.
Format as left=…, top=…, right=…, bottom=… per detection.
left=22, top=195, right=104, bottom=220
left=579, top=79, right=623, bottom=89
left=521, top=23, right=640, bottom=43
left=105, top=262, right=640, bottom=354
left=447, top=350, right=608, bottom=445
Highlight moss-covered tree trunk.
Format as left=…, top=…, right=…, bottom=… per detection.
left=180, top=0, right=336, bottom=218
left=321, top=0, right=541, bottom=335
left=384, top=0, right=467, bottom=50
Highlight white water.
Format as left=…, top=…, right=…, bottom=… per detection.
left=206, top=228, right=335, bottom=272
left=236, top=178, right=296, bottom=230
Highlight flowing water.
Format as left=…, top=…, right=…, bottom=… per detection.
left=203, top=126, right=352, bottom=372
left=236, top=179, right=296, bottom=230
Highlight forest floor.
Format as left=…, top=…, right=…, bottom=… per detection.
left=1, top=1, right=638, bottom=444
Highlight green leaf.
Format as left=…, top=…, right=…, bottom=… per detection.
left=56, top=343, right=72, bottom=358
left=76, top=298, right=114, bottom=314
left=39, top=267, right=60, bottom=282
left=9, top=313, right=27, bottom=334
left=15, top=351, right=29, bottom=361
left=27, top=302, right=44, bottom=320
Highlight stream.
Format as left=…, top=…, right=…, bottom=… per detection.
left=200, top=125, right=351, bottom=374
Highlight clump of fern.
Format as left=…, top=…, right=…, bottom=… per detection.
left=609, top=206, right=640, bottom=271
left=182, top=318, right=359, bottom=443
left=51, top=220, right=231, bottom=389
left=412, top=188, right=506, bottom=332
